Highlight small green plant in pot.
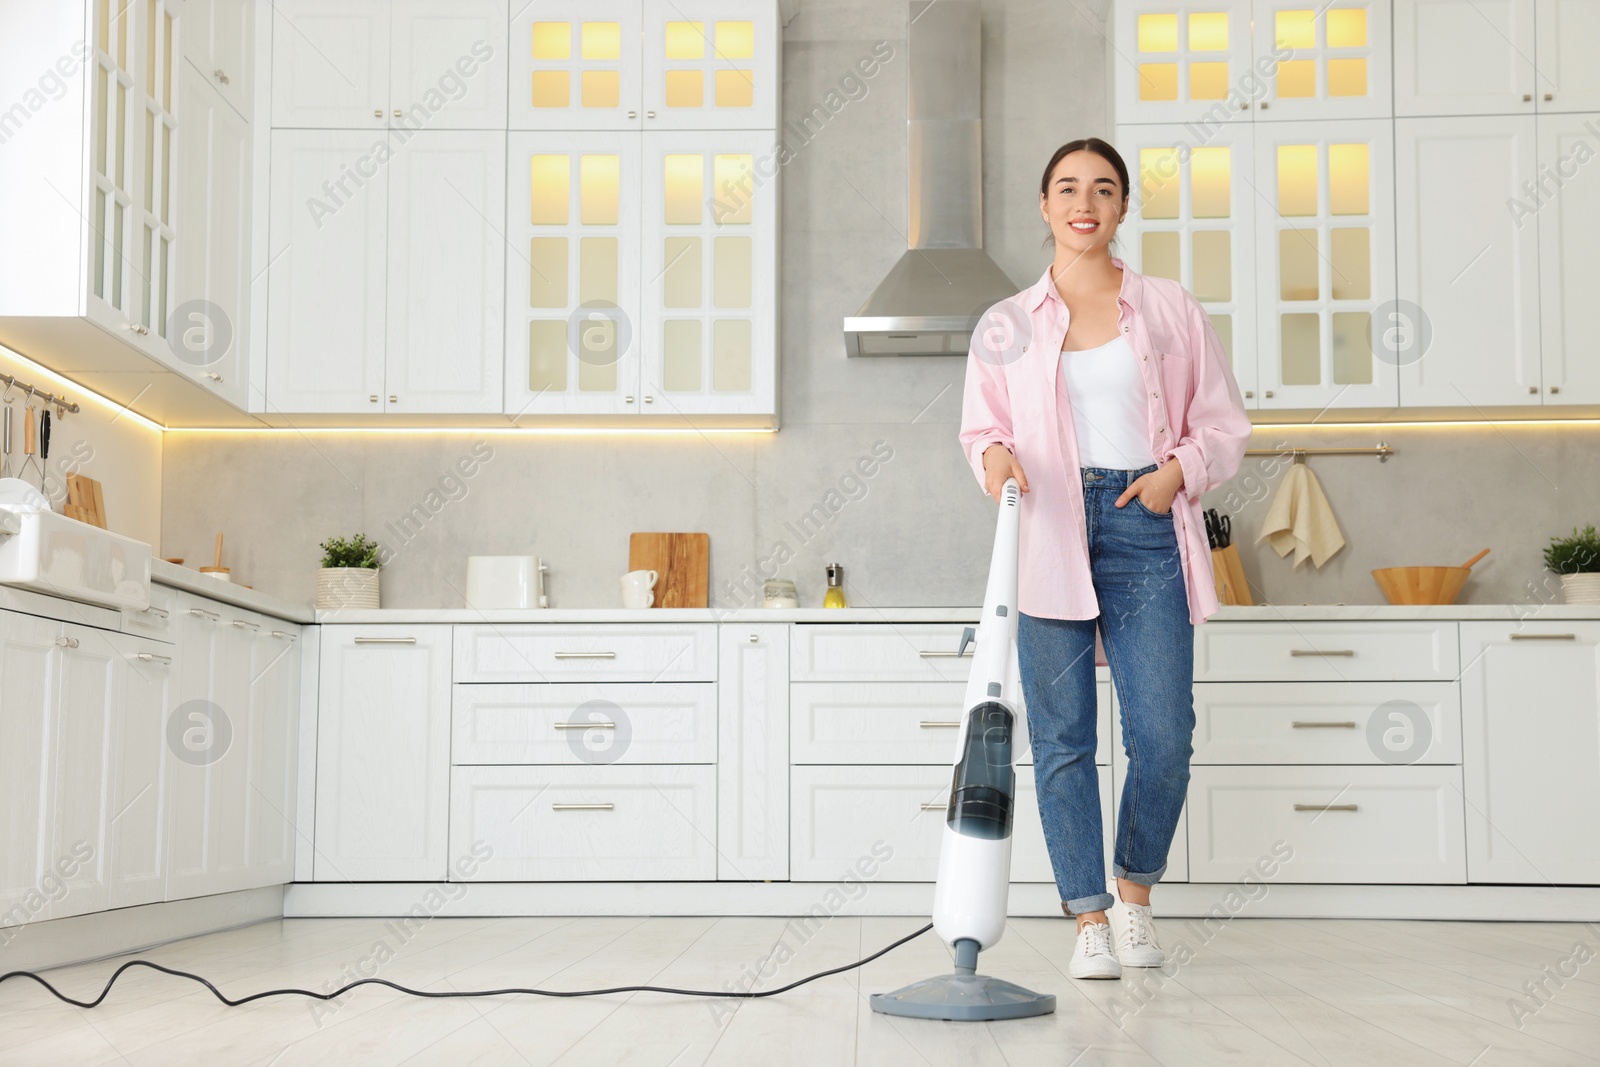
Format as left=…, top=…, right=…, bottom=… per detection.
left=317, top=533, right=382, bottom=610
left=1544, top=523, right=1600, bottom=604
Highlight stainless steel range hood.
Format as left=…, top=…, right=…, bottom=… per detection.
left=843, top=0, right=1018, bottom=357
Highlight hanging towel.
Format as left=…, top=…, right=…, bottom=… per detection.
left=1255, top=462, right=1346, bottom=568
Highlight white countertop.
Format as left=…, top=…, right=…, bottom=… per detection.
left=307, top=603, right=1600, bottom=623
left=151, top=560, right=316, bottom=624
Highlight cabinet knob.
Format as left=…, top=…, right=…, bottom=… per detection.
left=126, top=323, right=150, bottom=336
left=646, top=110, right=656, bottom=118
left=55, top=635, right=80, bottom=649
left=214, top=68, right=229, bottom=85
left=206, top=372, right=222, bottom=381
left=1524, top=94, right=1533, bottom=102
left=643, top=395, right=653, bottom=403
left=374, top=108, right=383, bottom=117
left=393, top=109, right=402, bottom=118
left=1530, top=386, right=1538, bottom=394
left=625, top=395, right=634, bottom=403
left=1259, top=101, right=1269, bottom=110
left=389, top=394, right=398, bottom=403
left=748, top=633, right=759, bottom=642
left=1545, top=92, right=1554, bottom=101
left=1244, top=390, right=1254, bottom=398
left=1265, top=389, right=1274, bottom=398
left=627, top=110, right=637, bottom=119
left=370, top=394, right=379, bottom=403
left=1550, top=386, right=1560, bottom=394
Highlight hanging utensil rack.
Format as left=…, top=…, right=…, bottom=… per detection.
left=0, top=372, right=79, bottom=415
left=1244, top=442, right=1394, bottom=462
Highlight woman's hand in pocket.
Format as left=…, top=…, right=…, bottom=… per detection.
left=1116, top=461, right=1184, bottom=514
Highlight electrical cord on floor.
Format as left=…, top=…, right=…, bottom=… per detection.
left=0, top=922, right=934, bottom=1009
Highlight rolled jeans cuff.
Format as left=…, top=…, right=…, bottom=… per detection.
left=1112, top=862, right=1167, bottom=887
left=1064, top=891, right=1115, bottom=916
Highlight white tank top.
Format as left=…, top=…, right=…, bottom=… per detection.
left=1058, top=334, right=1157, bottom=470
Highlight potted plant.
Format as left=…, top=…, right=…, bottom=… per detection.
left=317, top=533, right=382, bottom=609
left=1544, top=523, right=1600, bottom=604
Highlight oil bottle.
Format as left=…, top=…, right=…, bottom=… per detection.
left=823, top=563, right=847, bottom=608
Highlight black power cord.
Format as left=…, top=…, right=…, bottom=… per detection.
left=0, top=922, right=934, bottom=1009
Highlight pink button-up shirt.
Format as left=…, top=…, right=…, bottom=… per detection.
left=959, top=256, right=1253, bottom=625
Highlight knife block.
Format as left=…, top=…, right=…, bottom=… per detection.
left=1211, top=544, right=1253, bottom=606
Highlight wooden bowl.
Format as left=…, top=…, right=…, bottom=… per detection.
left=1371, top=565, right=1470, bottom=605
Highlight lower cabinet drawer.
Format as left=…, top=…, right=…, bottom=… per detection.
left=452, top=683, right=717, bottom=764
left=450, top=765, right=717, bottom=880
left=1191, top=681, right=1462, bottom=764
left=789, top=765, right=1113, bottom=885
left=1186, top=766, right=1466, bottom=883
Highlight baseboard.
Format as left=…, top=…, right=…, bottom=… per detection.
left=0, top=886, right=284, bottom=973
left=281, top=881, right=1600, bottom=922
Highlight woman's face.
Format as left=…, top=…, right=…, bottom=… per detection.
left=1040, top=150, right=1126, bottom=253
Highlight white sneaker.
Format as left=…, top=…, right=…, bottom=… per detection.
left=1111, top=899, right=1164, bottom=967
left=1068, top=921, right=1122, bottom=980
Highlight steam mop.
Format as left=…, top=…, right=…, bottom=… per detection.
left=870, top=477, right=1057, bottom=1021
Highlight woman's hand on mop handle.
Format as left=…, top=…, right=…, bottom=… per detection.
left=982, top=444, right=1029, bottom=500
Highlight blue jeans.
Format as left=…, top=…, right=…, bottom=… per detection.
left=1017, top=463, right=1195, bottom=915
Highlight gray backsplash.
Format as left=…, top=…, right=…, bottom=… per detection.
left=161, top=0, right=1597, bottom=613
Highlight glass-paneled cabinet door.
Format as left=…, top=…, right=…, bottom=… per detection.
left=1117, top=124, right=1259, bottom=404
left=1252, top=119, right=1397, bottom=410
left=509, top=0, right=643, bottom=130
left=504, top=133, right=642, bottom=416
left=1114, top=1, right=1253, bottom=126
left=87, top=0, right=147, bottom=332
left=1252, top=0, right=1392, bottom=120
left=641, top=1, right=778, bottom=131
left=640, top=132, right=776, bottom=416
left=136, top=0, right=180, bottom=351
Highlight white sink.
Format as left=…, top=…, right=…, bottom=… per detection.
left=0, top=506, right=151, bottom=611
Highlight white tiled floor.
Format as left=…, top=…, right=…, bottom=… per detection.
left=3, top=915, right=1598, bottom=1065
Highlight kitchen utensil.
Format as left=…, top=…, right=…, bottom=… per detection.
left=1204, top=508, right=1217, bottom=549
left=1371, top=548, right=1489, bottom=605
left=2, top=404, right=12, bottom=478
left=200, top=530, right=231, bottom=581
left=465, top=555, right=548, bottom=609
left=621, top=569, right=658, bottom=609
left=628, top=533, right=709, bottom=608
left=20, top=397, right=39, bottom=487
left=1214, top=512, right=1231, bottom=547
left=66, top=473, right=107, bottom=528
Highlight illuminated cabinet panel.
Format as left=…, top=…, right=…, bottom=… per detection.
left=1114, top=0, right=1255, bottom=126
left=641, top=0, right=780, bottom=131
left=1252, top=0, right=1392, bottom=120
left=1395, top=116, right=1541, bottom=407
left=509, top=0, right=644, bottom=131
left=504, top=133, right=644, bottom=415
left=1536, top=113, right=1600, bottom=405
left=640, top=132, right=777, bottom=416
left=1251, top=119, right=1397, bottom=410
left=1394, top=0, right=1536, bottom=116
left=1116, top=123, right=1259, bottom=405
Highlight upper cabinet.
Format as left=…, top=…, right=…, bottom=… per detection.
left=1115, top=0, right=1392, bottom=125
left=182, top=0, right=254, bottom=119
left=510, top=0, right=779, bottom=131
left=269, top=0, right=508, bottom=130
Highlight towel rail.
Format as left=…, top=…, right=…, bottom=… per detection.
left=1243, top=442, right=1393, bottom=463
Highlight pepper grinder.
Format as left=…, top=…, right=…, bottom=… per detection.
left=823, top=563, right=847, bottom=608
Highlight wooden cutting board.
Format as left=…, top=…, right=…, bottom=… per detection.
left=628, top=533, right=709, bottom=608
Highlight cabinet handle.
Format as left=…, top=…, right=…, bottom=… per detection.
left=646, top=110, right=656, bottom=118
left=1244, top=390, right=1253, bottom=398
left=232, top=619, right=259, bottom=630
left=1289, top=649, right=1354, bottom=657
left=627, top=110, right=637, bottom=118
left=552, top=803, right=614, bottom=811
left=1291, top=720, right=1357, bottom=729
left=206, top=372, right=223, bottom=382
left=1550, top=386, right=1560, bottom=394
left=920, top=721, right=960, bottom=728
left=127, top=323, right=150, bottom=336
left=553, top=651, right=617, bottom=659
left=370, top=395, right=380, bottom=403
left=353, top=636, right=417, bottom=644
left=748, top=634, right=759, bottom=642
left=141, top=605, right=169, bottom=618
left=920, top=801, right=947, bottom=811
left=1264, top=389, right=1274, bottom=398
left=188, top=607, right=220, bottom=620
left=625, top=395, right=634, bottom=403
left=919, top=649, right=973, bottom=658
left=214, top=68, right=230, bottom=85
left=270, top=630, right=295, bottom=640
left=56, top=635, right=80, bottom=649
left=1546, top=93, right=1553, bottom=101
left=393, top=109, right=402, bottom=118
left=644, top=395, right=653, bottom=404
left=1523, top=93, right=1533, bottom=102
left=136, top=652, right=173, bottom=665
left=1510, top=632, right=1576, bottom=640
left=1530, top=386, right=1538, bottom=394
left=389, top=394, right=398, bottom=403
left=374, top=108, right=383, bottom=117
left=554, top=721, right=615, bottom=730
left=1293, top=803, right=1358, bottom=812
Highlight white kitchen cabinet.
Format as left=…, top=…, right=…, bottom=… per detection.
left=384, top=131, right=505, bottom=413
left=1114, top=121, right=1260, bottom=404
left=47, top=623, right=120, bottom=919
left=1252, top=118, right=1398, bottom=411
left=175, top=59, right=252, bottom=408
left=454, top=623, right=718, bottom=682
left=1536, top=112, right=1600, bottom=406
left=1190, top=680, right=1462, bottom=764
left=640, top=130, right=776, bottom=415
left=718, top=624, right=788, bottom=881
left=315, top=626, right=452, bottom=881
left=640, top=0, right=779, bottom=131
left=1193, top=620, right=1460, bottom=681
left=790, top=623, right=982, bottom=683
left=109, top=637, right=177, bottom=909
left=509, top=0, right=645, bottom=131
left=1461, top=621, right=1600, bottom=884
left=451, top=682, right=718, bottom=764
left=1395, top=116, right=1542, bottom=407
left=0, top=612, right=64, bottom=925
left=1534, top=0, right=1600, bottom=112
left=182, top=0, right=253, bottom=118
left=504, top=131, right=644, bottom=415
left=1113, top=0, right=1254, bottom=127
left=270, top=0, right=506, bottom=129
left=1394, top=0, right=1537, bottom=116
left=245, top=622, right=300, bottom=882
left=1250, top=0, right=1393, bottom=122
left=265, top=129, right=391, bottom=412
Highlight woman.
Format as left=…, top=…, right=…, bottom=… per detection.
left=958, top=138, right=1252, bottom=980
